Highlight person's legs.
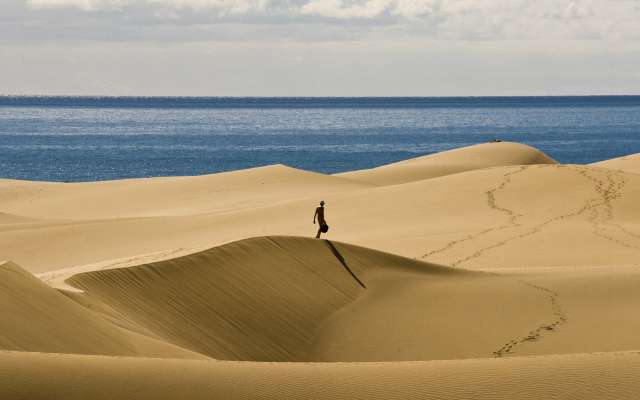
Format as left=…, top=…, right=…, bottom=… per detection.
left=316, top=218, right=324, bottom=238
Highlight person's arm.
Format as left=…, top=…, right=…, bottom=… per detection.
left=313, top=208, right=318, bottom=224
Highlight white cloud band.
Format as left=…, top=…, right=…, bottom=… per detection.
left=20, top=0, right=640, bottom=44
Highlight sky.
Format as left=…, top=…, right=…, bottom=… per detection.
left=0, top=0, right=639, bottom=96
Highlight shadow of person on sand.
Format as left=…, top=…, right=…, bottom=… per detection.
left=323, top=240, right=366, bottom=289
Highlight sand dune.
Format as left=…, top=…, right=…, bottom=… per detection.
left=58, top=236, right=640, bottom=363
left=62, top=236, right=555, bottom=362
left=8, top=162, right=640, bottom=275
left=335, top=142, right=558, bottom=185
left=0, top=261, right=207, bottom=359
left=340, top=162, right=640, bottom=268
left=0, top=164, right=376, bottom=220
left=590, top=152, right=640, bottom=174
left=67, top=236, right=381, bottom=361
left=3, top=142, right=640, bottom=398
left=0, top=164, right=377, bottom=273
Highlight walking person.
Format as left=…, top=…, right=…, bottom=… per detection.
left=313, top=200, right=326, bottom=238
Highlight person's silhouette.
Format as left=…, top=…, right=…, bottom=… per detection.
left=313, top=200, right=326, bottom=238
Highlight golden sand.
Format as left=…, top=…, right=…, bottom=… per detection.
left=2, top=141, right=640, bottom=398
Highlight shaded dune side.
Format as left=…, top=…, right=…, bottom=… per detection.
left=67, top=236, right=464, bottom=362
left=3, top=350, right=640, bottom=400
left=335, top=142, right=558, bottom=186
left=56, top=289, right=172, bottom=342
left=0, top=262, right=207, bottom=360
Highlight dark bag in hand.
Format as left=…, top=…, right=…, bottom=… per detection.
left=321, top=222, right=329, bottom=233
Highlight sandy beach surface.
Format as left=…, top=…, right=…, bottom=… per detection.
left=3, top=141, right=640, bottom=398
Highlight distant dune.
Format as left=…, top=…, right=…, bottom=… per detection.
left=335, top=142, right=558, bottom=185
left=590, top=152, right=640, bottom=174
left=3, top=142, right=640, bottom=398
left=0, top=164, right=376, bottom=220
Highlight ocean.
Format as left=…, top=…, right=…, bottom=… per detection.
left=1, top=96, right=639, bottom=183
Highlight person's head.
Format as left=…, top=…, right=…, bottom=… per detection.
left=320, top=200, right=325, bottom=206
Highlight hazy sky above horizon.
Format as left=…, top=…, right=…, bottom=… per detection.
left=1, top=0, right=639, bottom=96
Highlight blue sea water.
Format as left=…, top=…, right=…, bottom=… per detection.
left=1, top=96, right=639, bottom=183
